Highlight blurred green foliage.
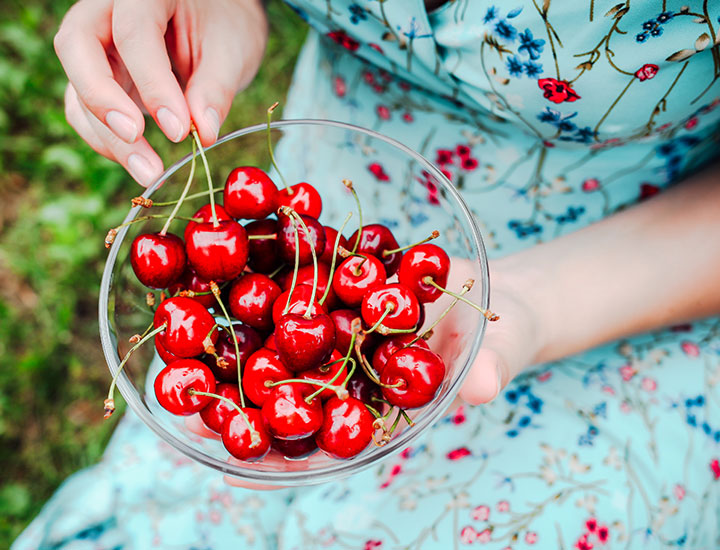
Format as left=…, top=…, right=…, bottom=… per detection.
left=0, top=1, right=305, bottom=545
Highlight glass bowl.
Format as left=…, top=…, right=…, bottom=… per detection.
left=99, top=119, right=490, bottom=486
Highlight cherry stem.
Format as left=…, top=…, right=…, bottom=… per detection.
left=266, top=102, right=289, bottom=192
left=105, top=323, right=167, bottom=419
left=133, top=320, right=155, bottom=342
left=282, top=213, right=301, bottom=316
left=267, top=263, right=286, bottom=280
left=287, top=210, right=319, bottom=319
left=407, top=279, right=473, bottom=347
left=400, top=408, right=415, bottom=427
left=191, top=127, right=218, bottom=227
left=343, top=180, right=363, bottom=254
left=304, top=357, right=355, bottom=404
left=382, top=230, right=440, bottom=257
left=247, top=233, right=277, bottom=240
left=354, top=342, right=404, bottom=389
left=422, top=277, right=499, bottom=321
left=209, top=281, right=246, bottom=408
left=160, top=137, right=197, bottom=236
left=364, top=302, right=395, bottom=335
left=265, top=378, right=345, bottom=397
left=186, top=389, right=261, bottom=447
left=151, top=188, right=222, bottom=207
left=364, top=403, right=383, bottom=419
left=319, top=211, right=352, bottom=306
left=304, top=331, right=358, bottom=403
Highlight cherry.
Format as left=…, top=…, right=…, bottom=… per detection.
left=183, top=203, right=232, bottom=243
left=264, top=332, right=277, bottom=351
left=223, top=166, right=278, bottom=219
left=346, top=370, right=380, bottom=404
left=155, top=335, right=184, bottom=365
left=315, top=397, right=374, bottom=459
left=242, top=348, right=292, bottom=406
left=154, top=359, right=216, bottom=415
left=380, top=348, right=445, bottom=409
left=130, top=232, right=186, bottom=289
left=398, top=244, right=450, bottom=303
left=167, top=266, right=215, bottom=308
left=228, top=273, right=282, bottom=332
left=299, top=350, right=345, bottom=400
left=276, top=213, right=325, bottom=267
left=330, top=309, right=379, bottom=356
left=154, top=296, right=218, bottom=358
left=372, top=333, right=430, bottom=375
left=199, top=383, right=241, bottom=433
left=261, top=383, right=323, bottom=440
left=332, top=255, right=386, bottom=308
left=276, top=182, right=322, bottom=218
left=320, top=225, right=349, bottom=264
left=245, top=218, right=281, bottom=274
left=282, top=262, right=338, bottom=311
left=271, top=284, right=325, bottom=324
left=361, top=283, right=421, bottom=332
left=204, top=324, right=261, bottom=382
left=275, top=312, right=336, bottom=372
left=185, top=220, right=249, bottom=282
left=350, top=224, right=403, bottom=276
left=222, top=408, right=272, bottom=461
left=271, top=435, right=318, bottom=459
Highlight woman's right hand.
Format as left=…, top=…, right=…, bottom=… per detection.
left=54, top=0, right=268, bottom=187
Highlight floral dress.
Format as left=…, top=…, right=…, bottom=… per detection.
left=14, top=1, right=720, bottom=549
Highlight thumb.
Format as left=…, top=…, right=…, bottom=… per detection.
left=458, top=348, right=507, bottom=405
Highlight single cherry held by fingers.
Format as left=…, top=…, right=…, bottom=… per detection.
left=130, top=232, right=186, bottom=289
left=154, top=359, right=216, bottom=415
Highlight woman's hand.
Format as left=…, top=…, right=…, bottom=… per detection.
left=54, top=0, right=268, bottom=186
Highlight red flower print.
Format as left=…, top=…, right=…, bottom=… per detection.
left=684, top=116, right=699, bottom=130
left=440, top=168, right=453, bottom=182
left=538, top=78, right=581, bottom=103
left=400, top=447, right=413, bottom=459
left=379, top=69, right=392, bottom=82
left=575, top=534, right=593, bottom=550
left=376, top=105, right=391, bottom=120
left=333, top=76, right=347, bottom=98
left=399, top=81, right=411, bottom=91
left=435, top=149, right=454, bottom=165
left=373, top=83, right=385, bottom=94
left=681, top=340, right=700, bottom=357
left=427, top=191, right=440, bottom=206
left=639, top=183, right=660, bottom=201
left=471, top=504, right=490, bottom=521
left=586, top=518, right=597, bottom=532
left=364, top=540, right=382, bottom=550
left=451, top=405, right=466, bottom=424
left=368, top=162, right=390, bottom=182
left=525, top=531, right=538, bottom=544
left=461, top=157, right=479, bottom=171
left=327, top=30, right=360, bottom=51
left=641, top=377, right=657, bottom=392
left=582, top=178, right=600, bottom=192
left=597, top=525, right=609, bottom=543
left=379, top=463, right=402, bottom=488
left=362, top=70, right=375, bottom=84
left=537, top=371, right=552, bottom=382
left=620, top=401, right=632, bottom=414
left=619, top=364, right=636, bottom=381
left=447, top=447, right=472, bottom=460
left=402, top=112, right=414, bottom=123
left=711, top=458, right=720, bottom=480
left=477, top=528, right=492, bottom=543
left=635, top=63, right=659, bottom=81
left=425, top=180, right=438, bottom=194
left=460, top=526, right=477, bottom=544
left=456, top=144, right=471, bottom=157
left=369, top=43, right=384, bottom=54
left=496, top=500, right=510, bottom=512
left=673, top=483, right=686, bottom=501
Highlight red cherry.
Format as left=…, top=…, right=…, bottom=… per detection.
left=203, top=324, right=261, bottom=382
left=221, top=408, right=272, bottom=461
left=346, top=370, right=381, bottom=404
left=154, top=296, right=218, bottom=358
left=199, top=383, right=241, bottom=433
left=271, top=436, right=318, bottom=459
left=264, top=333, right=277, bottom=351
left=330, top=309, right=379, bottom=356
left=282, top=262, right=338, bottom=311
left=276, top=182, right=322, bottom=218
left=130, top=232, right=186, bottom=289
left=242, top=348, right=292, bottom=406
left=228, top=273, right=282, bottom=332
left=261, top=384, right=323, bottom=440
left=276, top=213, right=325, bottom=267
left=155, top=335, right=184, bottom=365
left=245, top=219, right=281, bottom=274
left=397, top=244, right=450, bottom=303
left=320, top=225, right=349, bottom=264
left=183, top=204, right=232, bottom=243
left=371, top=334, right=430, bottom=375
left=299, top=350, right=345, bottom=400
left=167, top=266, right=215, bottom=308
left=275, top=313, right=336, bottom=372
left=380, top=348, right=445, bottom=409
left=271, top=284, right=325, bottom=324
left=332, top=255, right=386, bottom=308
left=315, top=397, right=374, bottom=459
left=154, top=359, right=216, bottom=415
left=349, top=224, right=402, bottom=276
left=361, top=283, right=421, bottom=331
left=223, top=166, right=278, bottom=219
left=185, top=220, right=249, bottom=282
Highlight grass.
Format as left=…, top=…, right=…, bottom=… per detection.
left=0, top=1, right=305, bottom=545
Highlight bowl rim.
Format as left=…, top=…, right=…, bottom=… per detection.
left=99, top=118, right=490, bottom=485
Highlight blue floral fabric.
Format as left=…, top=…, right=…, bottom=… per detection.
left=14, top=1, right=720, bottom=549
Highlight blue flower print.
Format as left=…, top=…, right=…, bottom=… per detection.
left=506, top=56, right=524, bottom=77
left=483, top=7, right=498, bottom=23
left=651, top=27, right=663, bottom=37
left=537, top=107, right=577, bottom=130
left=518, top=28, right=545, bottom=60
left=348, top=3, right=366, bottom=25
left=657, top=11, right=674, bottom=23
left=636, top=32, right=648, bottom=43
left=637, top=11, right=674, bottom=43
left=524, top=60, right=543, bottom=78
left=555, top=205, right=586, bottom=224
left=494, top=19, right=517, bottom=41
left=508, top=220, right=542, bottom=238
left=642, top=19, right=656, bottom=31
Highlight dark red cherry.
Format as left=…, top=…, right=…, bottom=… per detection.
left=320, top=225, right=349, bottom=265
left=264, top=333, right=277, bottom=351
left=183, top=204, right=232, bottom=243
left=271, top=284, right=325, bottom=324
left=276, top=213, right=326, bottom=267
left=154, top=359, right=216, bottom=415
left=223, top=166, right=278, bottom=219
left=299, top=350, right=345, bottom=400
left=130, top=232, right=186, bottom=289
left=199, top=383, right=241, bottom=433
left=380, top=348, right=445, bottom=409
left=245, top=219, right=281, bottom=274
left=276, top=182, right=322, bottom=218
left=361, top=283, right=421, bottom=331
left=397, top=243, right=450, bottom=303
left=346, top=370, right=380, bottom=404
left=349, top=224, right=402, bottom=276
left=330, top=309, right=379, bottom=356
left=332, top=255, right=386, bottom=308
left=228, top=273, right=282, bottom=332
left=275, top=312, right=336, bottom=372
left=185, top=220, right=249, bottom=282
left=204, top=324, right=262, bottom=382
left=221, top=408, right=272, bottom=461
left=271, top=436, right=318, bottom=459
left=154, top=296, right=218, bottom=358
left=242, top=348, right=292, bottom=406
left=167, top=266, right=215, bottom=308
left=261, top=384, right=323, bottom=440
left=315, top=396, right=374, bottom=459
left=372, top=333, right=430, bottom=374
left=282, top=262, right=339, bottom=311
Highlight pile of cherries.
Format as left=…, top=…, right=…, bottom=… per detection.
left=105, top=117, right=496, bottom=464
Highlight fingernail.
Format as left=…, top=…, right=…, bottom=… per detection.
left=106, top=110, right=138, bottom=143
left=204, top=107, right=220, bottom=141
left=157, top=107, right=184, bottom=142
left=127, top=153, right=159, bottom=187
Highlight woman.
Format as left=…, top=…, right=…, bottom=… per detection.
left=16, top=0, right=720, bottom=548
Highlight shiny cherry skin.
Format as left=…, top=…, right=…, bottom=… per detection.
left=185, top=220, right=249, bottom=282
left=183, top=204, right=232, bottom=243
left=380, top=348, right=445, bottom=409
left=276, top=182, right=322, bottom=218
left=330, top=309, right=379, bottom=357
left=320, top=225, right=349, bottom=265
left=282, top=262, right=339, bottom=311
left=315, top=396, right=374, bottom=459
left=222, top=408, right=272, bottom=461
left=271, top=436, right=318, bottom=459
left=275, top=312, right=336, bottom=372
left=346, top=370, right=380, bottom=404
left=130, top=232, right=186, bottom=289
left=264, top=332, right=277, bottom=351
left=271, top=284, right=325, bottom=324
left=203, top=324, right=261, bottom=382
left=349, top=224, right=402, bottom=276
left=261, top=384, right=323, bottom=440
left=245, top=219, right=281, bottom=274
left=155, top=335, right=184, bottom=365
left=276, top=213, right=326, bottom=267
left=332, top=255, right=386, bottom=308
left=228, top=273, right=282, bottom=332
left=199, top=383, right=241, bottom=433
left=154, top=359, right=216, bottom=415
left=223, top=166, right=278, bottom=219
left=361, top=283, right=421, bottom=331
left=242, top=348, right=292, bottom=406
left=397, top=243, right=450, bottom=303
left=299, top=350, right=344, bottom=400
left=371, top=333, right=430, bottom=375
left=154, top=296, right=218, bottom=358
left=167, top=266, right=215, bottom=308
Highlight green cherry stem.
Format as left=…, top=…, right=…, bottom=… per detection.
left=304, top=331, right=358, bottom=403
left=287, top=209, right=320, bottom=319
left=406, top=279, right=472, bottom=347
left=319, top=211, right=352, bottom=306
left=267, top=102, right=290, bottom=192
left=209, top=281, right=246, bottom=408
left=423, top=277, right=499, bottom=321
left=382, top=230, right=440, bottom=257
left=105, top=215, right=203, bottom=248
left=281, top=212, right=301, bottom=316
left=187, top=389, right=261, bottom=446
left=364, top=302, right=395, bottom=335
left=160, top=137, right=197, bottom=236
left=191, top=126, right=218, bottom=227
left=343, top=179, right=364, bottom=254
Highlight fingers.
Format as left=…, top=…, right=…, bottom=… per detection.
left=458, top=349, right=504, bottom=405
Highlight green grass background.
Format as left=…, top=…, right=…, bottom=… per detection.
left=0, top=1, right=306, bottom=544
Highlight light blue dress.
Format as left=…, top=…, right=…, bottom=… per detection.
left=15, top=1, right=720, bottom=548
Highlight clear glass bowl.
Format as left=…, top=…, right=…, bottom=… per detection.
left=99, top=119, right=490, bottom=486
